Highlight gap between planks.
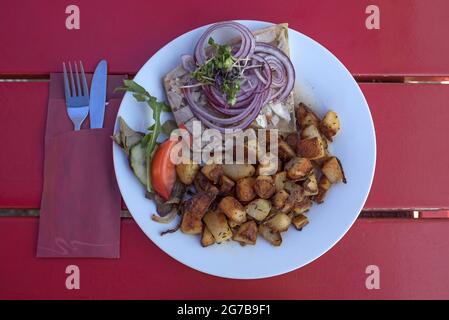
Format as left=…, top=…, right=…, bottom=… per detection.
left=0, top=209, right=416, bottom=219
left=1, top=74, right=449, bottom=84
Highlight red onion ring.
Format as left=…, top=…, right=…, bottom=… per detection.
left=181, top=55, right=196, bottom=72
left=194, top=21, right=255, bottom=65
left=183, top=22, right=296, bottom=132
left=254, top=42, right=295, bottom=102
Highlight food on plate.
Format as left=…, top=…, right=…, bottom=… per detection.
left=264, top=212, right=291, bottom=232
left=320, top=111, right=341, bottom=141
left=253, top=176, right=276, bottom=199
left=129, top=143, right=147, bottom=186
left=222, top=164, right=256, bottom=181
left=150, top=139, right=177, bottom=200
left=322, top=157, right=346, bottom=184
left=201, top=164, right=224, bottom=184
left=181, top=190, right=217, bottom=235
left=296, top=103, right=320, bottom=129
left=203, top=210, right=233, bottom=244
left=297, top=137, right=326, bottom=160
left=284, top=157, right=314, bottom=180
left=114, top=21, right=347, bottom=248
left=219, top=196, right=247, bottom=224
left=314, top=175, right=332, bottom=204
left=292, top=214, right=309, bottom=230
left=273, top=171, right=287, bottom=192
left=236, top=177, right=257, bottom=202
left=258, top=224, right=282, bottom=246
left=164, top=22, right=296, bottom=134
left=245, top=199, right=271, bottom=221
left=201, top=226, right=216, bottom=247
left=176, top=159, right=200, bottom=185
left=115, top=80, right=171, bottom=194
left=272, top=189, right=290, bottom=211
left=233, top=221, right=258, bottom=245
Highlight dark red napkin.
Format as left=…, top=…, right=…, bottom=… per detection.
left=37, top=73, right=127, bottom=258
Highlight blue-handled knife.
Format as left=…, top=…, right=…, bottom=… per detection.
left=89, top=60, right=108, bottom=129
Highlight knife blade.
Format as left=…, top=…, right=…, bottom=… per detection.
left=89, top=60, right=108, bottom=129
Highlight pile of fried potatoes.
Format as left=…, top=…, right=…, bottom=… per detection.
left=175, top=103, right=346, bottom=247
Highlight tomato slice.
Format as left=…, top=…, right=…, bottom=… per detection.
left=150, top=139, right=178, bottom=200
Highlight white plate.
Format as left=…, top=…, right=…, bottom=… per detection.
left=113, top=20, right=376, bottom=279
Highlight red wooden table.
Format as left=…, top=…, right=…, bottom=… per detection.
left=1, top=0, right=449, bottom=299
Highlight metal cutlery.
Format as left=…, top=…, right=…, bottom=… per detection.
left=89, top=60, right=108, bottom=129
left=63, top=61, right=90, bottom=131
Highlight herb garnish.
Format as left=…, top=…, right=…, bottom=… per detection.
left=191, top=37, right=246, bottom=106
left=115, top=80, right=172, bottom=192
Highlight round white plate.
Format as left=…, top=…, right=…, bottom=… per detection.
left=113, top=20, right=376, bottom=279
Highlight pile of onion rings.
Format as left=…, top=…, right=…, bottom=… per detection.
left=182, top=21, right=295, bottom=132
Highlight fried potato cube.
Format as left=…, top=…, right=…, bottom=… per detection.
left=272, top=190, right=290, bottom=211
left=322, top=157, right=347, bottom=184
left=233, top=221, right=258, bottom=245
left=201, top=164, right=223, bottom=184
left=227, top=219, right=241, bottom=229
left=246, top=199, right=272, bottom=221
left=254, top=176, right=276, bottom=199
left=292, top=198, right=313, bottom=214
left=203, top=210, right=233, bottom=243
left=278, top=138, right=296, bottom=161
left=320, top=111, right=340, bottom=141
left=301, top=124, right=321, bottom=140
left=303, top=174, right=319, bottom=196
left=219, top=175, right=235, bottom=196
left=181, top=191, right=217, bottom=235
left=285, top=133, right=300, bottom=151
left=259, top=224, right=282, bottom=246
left=273, top=171, right=287, bottom=192
left=265, top=213, right=292, bottom=233
left=297, top=137, right=326, bottom=160
left=314, top=176, right=332, bottom=204
left=292, top=214, right=309, bottom=230
left=180, top=214, right=203, bottom=235
left=218, top=196, right=247, bottom=224
left=201, top=226, right=216, bottom=247
left=236, top=177, right=256, bottom=202
left=257, top=153, right=280, bottom=176
left=176, top=160, right=200, bottom=185
left=285, top=185, right=305, bottom=212
left=222, top=164, right=256, bottom=181
left=296, top=103, right=320, bottom=129
left=194, top=172, right=214, bottom=193
left=285, top=157, right=314, bottom=180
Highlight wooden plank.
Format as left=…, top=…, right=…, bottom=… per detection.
left=0, top=83, right=47, bottom=208
left=362, top=83, right=449, bottom=210
left=2, top=82, right=449, bottom=210
left=1, top=0, right=449, bottom=75
left=0, top=218, right=448, bottom=299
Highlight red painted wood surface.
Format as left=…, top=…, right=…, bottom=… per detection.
left=0, top=218, right=448, bottom=299
left=420, top=211, right=449, bottom=219
left=2, top=82, right=449, bottom=210
left=364, top=83, right=449, bottom=210
left=1, top=0, right=449, bottom=75
left=0, top=83, right=47, bottom=208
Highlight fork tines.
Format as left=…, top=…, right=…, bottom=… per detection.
left=62, top=61, right=89, bottom=105
left=62, top=61, right=90, bottom=131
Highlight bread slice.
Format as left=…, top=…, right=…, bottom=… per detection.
left=163, top=23, right=296, bottom=134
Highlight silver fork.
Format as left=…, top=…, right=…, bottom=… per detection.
left=63, top=61, right=90, bottom=131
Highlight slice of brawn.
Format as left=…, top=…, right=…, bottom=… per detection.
left=164, top=23, right=296, bottom=134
